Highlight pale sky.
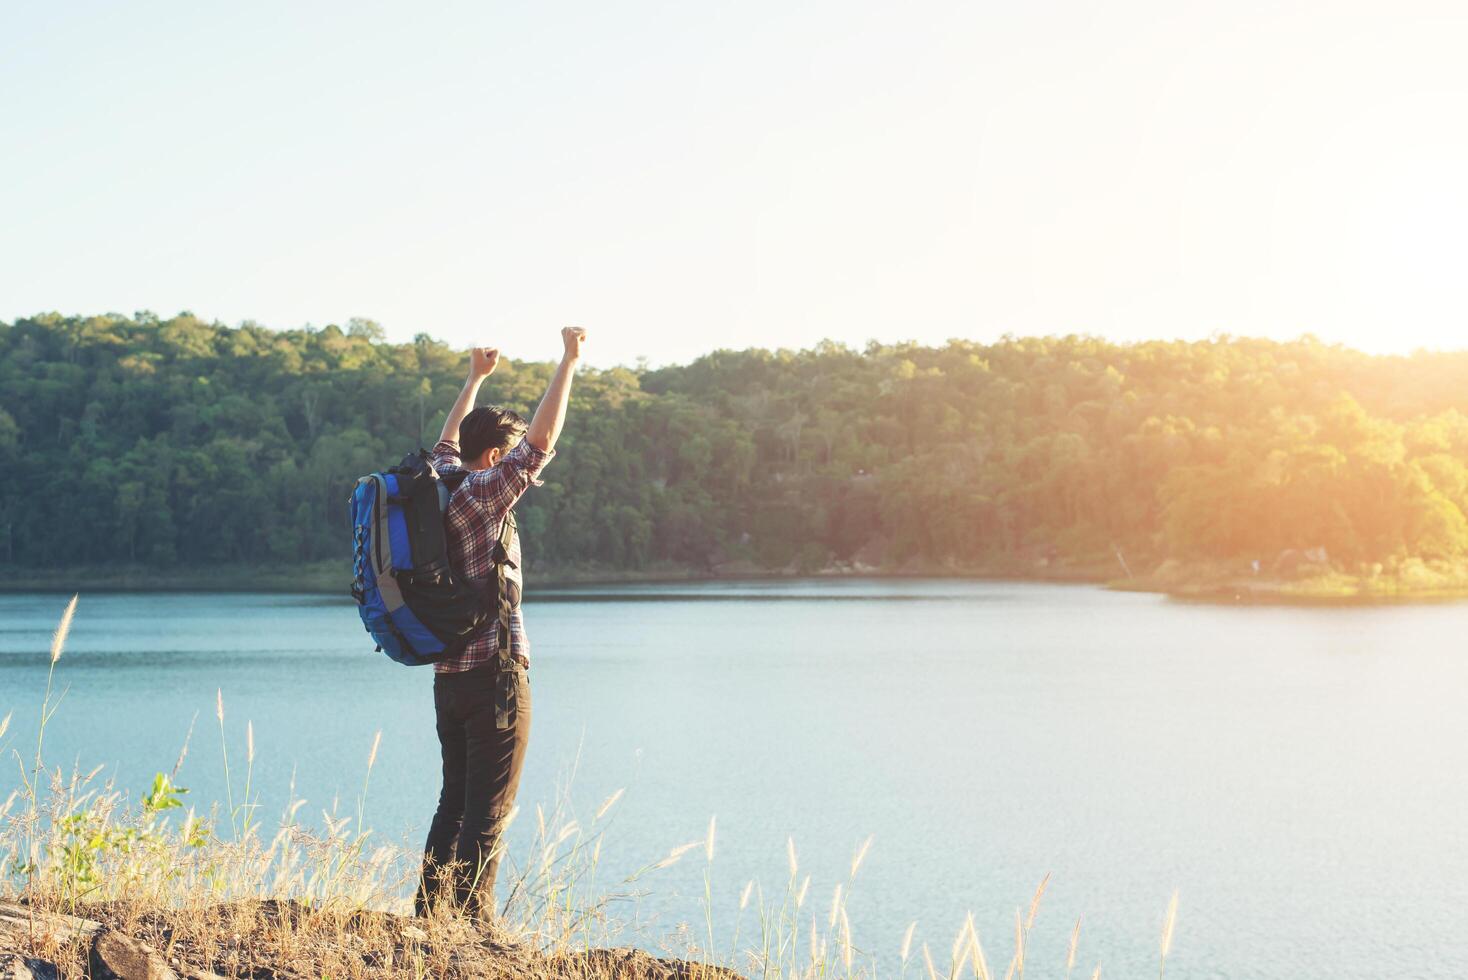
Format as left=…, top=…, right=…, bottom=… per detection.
left=4, top=0, right=1467, bottom=367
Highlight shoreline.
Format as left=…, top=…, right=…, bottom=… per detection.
left=5, top=560, right=1468, bottom=606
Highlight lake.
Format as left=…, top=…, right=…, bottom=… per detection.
left=2, top=581, right=1466, bottom=979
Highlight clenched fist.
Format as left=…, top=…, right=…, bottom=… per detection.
left=468, top=347, right=500, bottom=380
left=562, top=326, right=587, bottom=360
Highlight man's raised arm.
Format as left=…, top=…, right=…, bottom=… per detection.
left=524, top=328, right=585, bottom=453
left=439, top=347, right=499, bottom=445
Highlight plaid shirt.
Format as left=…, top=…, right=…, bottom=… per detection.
left=430, top=437, right=555, bottom=674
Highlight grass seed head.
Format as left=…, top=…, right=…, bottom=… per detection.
left=900, top=920, right=918, bottom=962
left=594, top=788, right=624, bottom=820
left=1026, top=871, right=1051, bottom=931
left=366, top=730, right=382, bottom=771
left=50, top=594, right=78, bottom=664
left=850, top=833, right=874, bottom=877
left=653, top=840, right=701, bottom=870
left=971, top=930, right=993, bottom=980
left=954, top=913, right=976, bottom=964
left=1160, top=890, right=1179, bottom=958
left=1013, top=908, right=1025, bottom=973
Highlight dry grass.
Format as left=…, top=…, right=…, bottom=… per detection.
left=1, top=596, right=1181, bottom=979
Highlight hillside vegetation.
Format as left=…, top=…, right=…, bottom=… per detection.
left=6, top=312, right=1468, bottom=594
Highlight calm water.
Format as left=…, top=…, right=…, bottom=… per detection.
left=2, top=581, right=1466, bottom=979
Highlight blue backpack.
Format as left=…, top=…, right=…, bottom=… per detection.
left=349, top=451, right=516, bottom=666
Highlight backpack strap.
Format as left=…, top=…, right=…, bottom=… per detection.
left=492, top=509, right=519, bottom=665
left=458, top=508, right=521, bottom=676
left=491, top=509, right=522, bottom=729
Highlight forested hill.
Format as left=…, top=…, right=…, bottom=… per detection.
left=6, top=311, right=1468, bottom=586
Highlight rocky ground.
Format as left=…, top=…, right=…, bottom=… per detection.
left=0, top=900, right=742, bottom=980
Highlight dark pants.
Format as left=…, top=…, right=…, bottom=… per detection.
left=416, top=664, right=531, bottom=920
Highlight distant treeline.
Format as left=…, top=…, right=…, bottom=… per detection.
left=6, top=312, right=1468, bottom=578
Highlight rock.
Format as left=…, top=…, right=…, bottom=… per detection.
left=0, top=901, right=102, bottom=946
left=91, top=931, right=177, bottom=980
left=564, top=947, right=742, bottom=980
left=0, top=901, right=96, bottom=980
left=0, top=955, right=60, bottom=980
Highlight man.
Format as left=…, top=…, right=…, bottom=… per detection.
left=416, top=326, right=586, bottom=921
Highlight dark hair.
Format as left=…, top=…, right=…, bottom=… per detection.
left=460, top=406, right=528, bottom=463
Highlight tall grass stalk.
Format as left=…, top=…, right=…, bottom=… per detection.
left=21, top=594, right=76, bottom=895
left=357, top=729, right=382, bottom=838
left=702, top=813, right=717, bottom=965
left=240, top=718, right=256, bottom=837
left=215, top=688, right=236, bottom=840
